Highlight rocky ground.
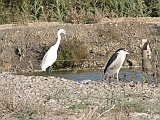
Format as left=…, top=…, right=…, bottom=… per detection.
left=0, top=17, right=160, bottom=120
left=0, top=72, right=160, bottom=120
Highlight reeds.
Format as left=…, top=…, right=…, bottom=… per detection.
left=0, top=0, right=159, bottom=24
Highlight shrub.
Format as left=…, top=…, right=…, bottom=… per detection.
left=53, top=37, right=88, bottom=69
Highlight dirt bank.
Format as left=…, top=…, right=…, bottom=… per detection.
left=0, top=17, right=160, bottom=72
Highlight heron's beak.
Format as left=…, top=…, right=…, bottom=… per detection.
left=127, top=50, right=134, bottom=54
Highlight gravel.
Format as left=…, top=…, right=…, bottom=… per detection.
left=0, top=72, right=160, bottom=120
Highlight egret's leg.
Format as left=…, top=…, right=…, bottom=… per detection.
left=49, top=67, right=51, bottom=76
left=49, top=66, right=53, bottom=76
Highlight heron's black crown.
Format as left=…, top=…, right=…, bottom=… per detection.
left=115, top=48, right=126, bottom=52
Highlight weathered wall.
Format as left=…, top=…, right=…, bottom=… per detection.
left=0, top=18, right=159, bottom=72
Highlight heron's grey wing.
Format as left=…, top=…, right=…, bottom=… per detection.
left=103, top=53, right=121, bottom=81
left=104, top=52, right=118, bottom=74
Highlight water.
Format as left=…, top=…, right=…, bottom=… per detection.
left=53, top=68, right=143, bottom=82
left=16, top=67, right=154, bottom=82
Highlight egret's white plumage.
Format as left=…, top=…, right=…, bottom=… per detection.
left=103, top=48, right=131, bottom=82
left=41, top=29, right=68, bottom=71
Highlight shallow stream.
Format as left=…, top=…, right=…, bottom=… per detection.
left=16, top=67, right=156, bottom=82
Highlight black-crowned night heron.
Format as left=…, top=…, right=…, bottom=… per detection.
left=102, top=48, right=132, bottom=82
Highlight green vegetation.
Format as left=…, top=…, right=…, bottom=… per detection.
left=53, top=38, right=88, bottom=69
left=69, top=101, right=98, bottom=110
left=0, top=0, right=159, bottom=24
left=115, top=101, right=147, bottom=113
left=17, top=109, right=38, bottom=120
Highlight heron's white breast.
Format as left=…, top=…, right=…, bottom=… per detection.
left=117, top=53, right=126, bottom=65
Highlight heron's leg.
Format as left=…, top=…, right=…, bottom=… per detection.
left=101, top=77, right=104, bottom=82
left=102, top=75, right=106, bottom=82
left=116, top=71, right=119, bottom=81
left=102, top=73, right=108, bottom=83
left=112, top=74, right=115, bottom=79
left=112, top=74, right=114, bottom=78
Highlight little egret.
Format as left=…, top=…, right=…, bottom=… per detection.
left=102, top=48, right=133, bottom=82
left=41, top=29, right=69, bottom=72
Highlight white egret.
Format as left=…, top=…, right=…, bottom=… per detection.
left=41, top=29, right=69, bottom=72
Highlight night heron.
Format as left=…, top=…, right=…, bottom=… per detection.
left=41, top=29, right=69, bottom=72
left=102, top=48, right=132, bottom=82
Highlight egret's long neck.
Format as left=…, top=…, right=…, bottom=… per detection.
left=55, top=32, right=61, bottom=49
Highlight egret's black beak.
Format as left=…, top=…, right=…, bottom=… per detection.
left=66, top=32, right=71, bottom=38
